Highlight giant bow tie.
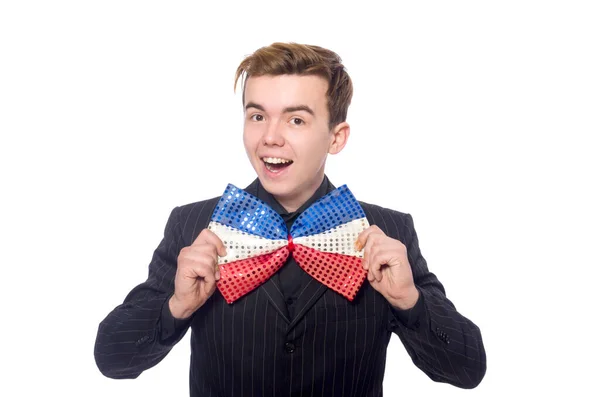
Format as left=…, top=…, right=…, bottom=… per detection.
left=208, top=184, right=370, bottom=304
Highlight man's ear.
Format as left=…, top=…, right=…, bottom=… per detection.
left=328, top=122, right=350, bottom=155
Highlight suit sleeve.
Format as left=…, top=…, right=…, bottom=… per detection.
left=388, top=213, right=487, bottom=389
left=94, top=206, right=192, bottom=379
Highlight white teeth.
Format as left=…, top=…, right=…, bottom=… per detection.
left=262, top=157, right=292, bottom=164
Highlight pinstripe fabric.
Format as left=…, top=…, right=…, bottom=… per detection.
left=95, top=179, right=486, bottom=396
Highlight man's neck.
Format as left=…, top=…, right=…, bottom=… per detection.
left=272, top=176, right=327, bottom=213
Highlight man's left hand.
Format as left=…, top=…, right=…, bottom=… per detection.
left=355, top=225, right=419, bottom=310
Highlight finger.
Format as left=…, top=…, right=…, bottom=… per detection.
left=364, top=237, right=378, bottom=281
left=200, top=269, right=217, bottom=292
left=193, top=248, right=221, bottom=280
left=183, top=247, right=219, bottom=270
left=371, top=239, right=400, bottom=282
left=370, top=252, right=386, bottom=282
left=361, top=237, right=371, bottom=270
left=207, top=230, right=228, bottom=257
left=367, top=240, right=391, bottom=283
left=186, top=260, right=218, bottom=284
left=188, top=244, right=218, bottom=260
left=191, top=229, right=208, bottom=245
left=355, top=225, right=383, bottom=251
left=355, top=227, right=373, bottom=252
left=362, top=232, right=379, bottom=273
left=182, top=253, right=220, bottom=280
left=193, top=249, right=221, bottom=280
left=193, top=229, right=228, bottom=257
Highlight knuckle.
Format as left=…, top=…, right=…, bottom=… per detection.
left=367, top=245, right=379, bottom=257
left=193, top=228, right=211, bottom=242
left=193, top=244, right=211, bottom=254
left=206, top=242, right=219, bottom=251
left=193, top=254, right=210, bottom=266
left=194, top=264, right=211, bottom=277
left=177, top=255, right=190, bottom=268
left=202, top=256, right=218, bottom=268
left=202, top=228, right=215, bottom=239
left=193, top=244, right=217, bottom=258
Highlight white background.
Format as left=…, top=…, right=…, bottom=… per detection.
left=1, top=1, right=599, bottom=396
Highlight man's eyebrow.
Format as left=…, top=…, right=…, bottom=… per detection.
left=283, top=105, right=314, bottom=116
left=245, top=102, right=265, bottom=112
left=244, top=102, right=315, bottom=117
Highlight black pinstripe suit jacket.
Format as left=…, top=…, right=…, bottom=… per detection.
left=95, top=179, right=486, bottom=396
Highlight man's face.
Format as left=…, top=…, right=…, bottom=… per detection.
left=243, top=74, right=347, bottom=210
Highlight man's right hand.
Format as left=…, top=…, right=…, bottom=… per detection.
left=169, top=228, right=226, bottom=319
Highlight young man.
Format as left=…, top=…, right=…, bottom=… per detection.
left=95, top=42, right=486, bottom=396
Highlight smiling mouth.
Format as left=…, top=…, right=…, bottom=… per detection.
left=262, top=157, right=293, bottom=172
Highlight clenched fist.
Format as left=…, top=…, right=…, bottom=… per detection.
left=169, top=229, right=227, bottom=319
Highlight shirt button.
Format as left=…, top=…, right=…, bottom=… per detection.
left=286, top=297, right=295, bottom=305
left=285, top=342, right=295, bottom=353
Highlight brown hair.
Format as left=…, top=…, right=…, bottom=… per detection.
left=234, top=42, right=353, bottom=131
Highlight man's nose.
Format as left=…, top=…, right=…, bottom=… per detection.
left=262, top=121, right=285, bottom=146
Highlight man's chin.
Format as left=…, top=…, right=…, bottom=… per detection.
left=259, top=177, right=294, bottom=197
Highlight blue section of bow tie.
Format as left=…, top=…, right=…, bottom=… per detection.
left=290, top=185, right=365, bottom=238
left=211, top=183, right=365, bottom=240
left=211, top=184, right=287, bottom=240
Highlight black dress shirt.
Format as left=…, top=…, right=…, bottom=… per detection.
left=259, top=175, right=331, bottom=320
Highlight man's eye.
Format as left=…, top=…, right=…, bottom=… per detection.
left=250, top=114, right=264, bottom=121
left=290, top=117, right=304, bottom=126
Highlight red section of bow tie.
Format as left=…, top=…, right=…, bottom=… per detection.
left=216, top=243, right=367, bottom=304
left=217, top=247, right=289, bottom=304
left=292, top=245, right=367, bottom=301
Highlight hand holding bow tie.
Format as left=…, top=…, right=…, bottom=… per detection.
left=209, top=183, right=369, bottom=304
left=206, top=183, right=419, bottom=310
left=355, top=225, right=420, bottom=310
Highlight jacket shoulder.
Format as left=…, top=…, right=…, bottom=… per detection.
left=358, top=201, right=413, bottom=240
left=359, top=200, right=411, bottom=221
left=177, top=196, right=221, bottom=216
left=170, top=196, right=221, bottom=246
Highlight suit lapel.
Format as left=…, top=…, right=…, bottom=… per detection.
left=286, top=278, right=328, bottom=332
left=258, top=278, right=290, bottom=323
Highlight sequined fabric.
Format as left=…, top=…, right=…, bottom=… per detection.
left=208, top=184, right=369, bottom=303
